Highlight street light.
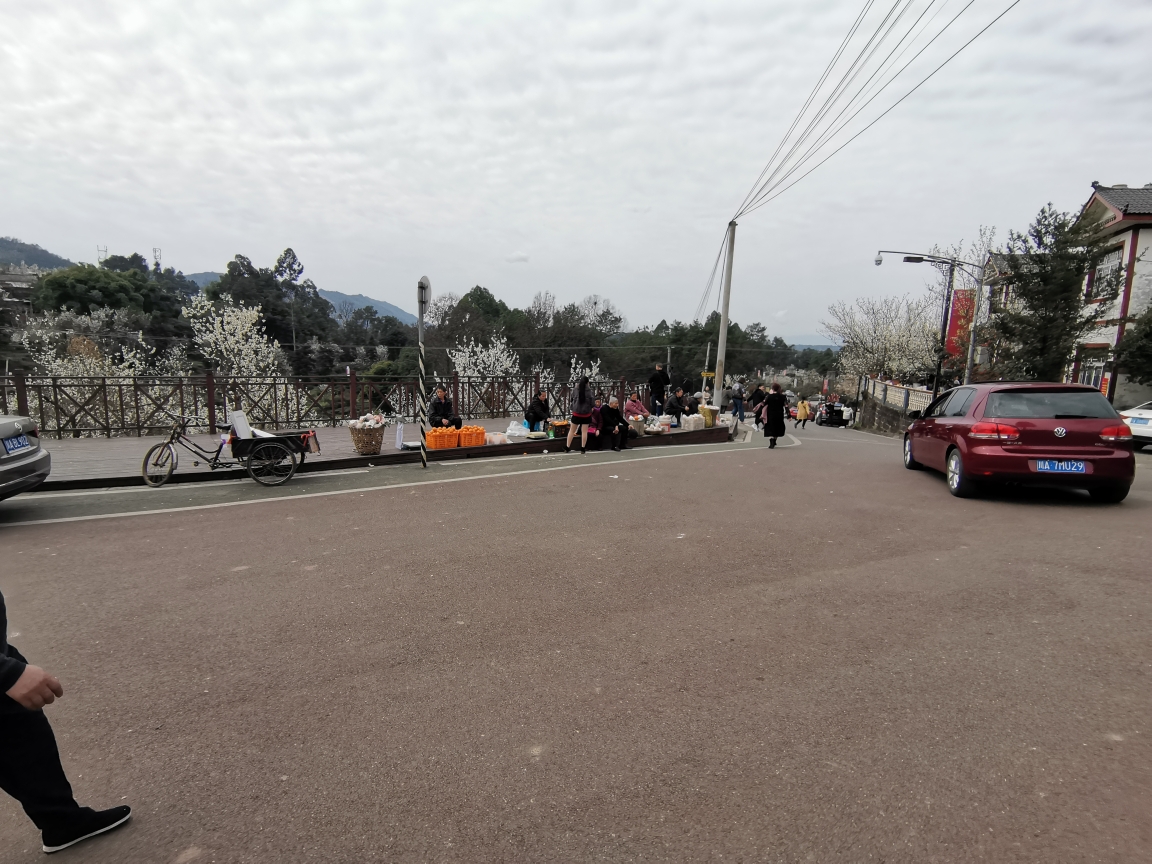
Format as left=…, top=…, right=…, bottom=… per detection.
left=874, top=250, right=986, bottom=399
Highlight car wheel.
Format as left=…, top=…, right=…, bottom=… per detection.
left=1089, top=485, right=1130, bottom=504
left=903, top=435, right=922, bottom=470
left=945, top=448, right=978, bottom=498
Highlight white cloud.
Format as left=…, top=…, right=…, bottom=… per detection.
left=505, top=252, right=530, bottom=264
left=1, top=0, right=1150, bottom=339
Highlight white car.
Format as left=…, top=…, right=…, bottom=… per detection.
left=1119, top=401, right=1152, bottom=449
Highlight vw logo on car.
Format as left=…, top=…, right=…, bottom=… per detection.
left=1054, top=427, right=1067, bottom=438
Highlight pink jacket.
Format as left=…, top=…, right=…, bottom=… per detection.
left=624, top=398, right=649, bottom=418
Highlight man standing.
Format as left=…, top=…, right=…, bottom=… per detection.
left=648, top=363, right=670, bottom=417
left=730, top=379, right=745, bottom=423
left=1, top=589, right=131, bottom=853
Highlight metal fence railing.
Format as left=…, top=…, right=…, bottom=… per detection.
left=864, top=378, right=934, bottom=414
left=0, top=373, right=651, bottom=438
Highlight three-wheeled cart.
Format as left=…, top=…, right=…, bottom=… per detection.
left=142, top=410, right=319, bottom=488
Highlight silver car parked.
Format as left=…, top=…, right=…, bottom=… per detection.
left=0, top=415, right=51, bottom=500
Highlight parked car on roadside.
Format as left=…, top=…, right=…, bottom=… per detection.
left=815, top=402, right=850, bottom=427
left=0, top=415, right=51, bottom=500
left=903, top=383, right=1134, bottom=501
left=1118, top=401, right=1152, bottom=450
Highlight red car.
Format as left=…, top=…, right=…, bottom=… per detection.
left=903, top=382, right=1135, bottom=502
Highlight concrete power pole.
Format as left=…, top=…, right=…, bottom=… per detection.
left=713, top=221, right=737, bottom=398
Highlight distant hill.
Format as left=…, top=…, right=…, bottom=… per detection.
left=186, top=272, right=223, bottom=288
left=0, top=237, right=74, bottom=270
left=318, top=289, right=415, bottom=325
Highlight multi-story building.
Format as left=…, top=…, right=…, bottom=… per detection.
left=1072, top=182, right=1152, bottom=407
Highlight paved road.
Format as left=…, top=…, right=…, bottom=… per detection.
left=1, top=426, right=1150, bottom=862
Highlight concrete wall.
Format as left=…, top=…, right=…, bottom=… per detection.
left=858, top=391, right=910, bottom=437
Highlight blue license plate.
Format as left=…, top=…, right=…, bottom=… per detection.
left=1133, top=418, right=1149, bottom=425
left=1036, top=459, right=1086, bottom=474
left=2, top=434, right=30, bottom=455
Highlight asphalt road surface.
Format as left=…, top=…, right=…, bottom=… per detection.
left=1, top=426, right=1150, bottom=863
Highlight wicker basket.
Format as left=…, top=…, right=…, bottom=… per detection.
left=349, top=425, right=385, bottom=455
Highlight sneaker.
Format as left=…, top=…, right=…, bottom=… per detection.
left=43, top=806, right=131, bottom=854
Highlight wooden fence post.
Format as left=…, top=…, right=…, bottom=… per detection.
left=452, top=374, right=460, bottom=420
left=206, top=372, right=216, bottom=434
left=349, top=369, right=358, bottom=420
left=14, top=369, right=29, bottom=417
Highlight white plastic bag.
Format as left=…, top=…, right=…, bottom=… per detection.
left=506, top=421, right=528, bottom=438
left=486, top=432, right=510, bottom=445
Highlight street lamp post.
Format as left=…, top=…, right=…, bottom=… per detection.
left=875, top=251, right=985, bottom=400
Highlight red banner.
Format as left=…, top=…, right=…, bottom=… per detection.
left=946, top=289, right=975, bottom=357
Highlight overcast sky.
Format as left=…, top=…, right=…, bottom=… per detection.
left=3, top=0, right=1151, bottom=342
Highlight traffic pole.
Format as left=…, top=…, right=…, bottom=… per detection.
left=713, top=221, right=736, bottom=398
left=417, top=276, right=430, bottom=469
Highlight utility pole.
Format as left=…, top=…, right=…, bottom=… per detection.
left=713, top=221, right=736, bottom=397
left=932, top=258, right=957, bottom=401
left=963, top=257, right=989, bottom=385
left=666, top=346, right=672, bottom=389
left=417, top=276, right=430, bottom=469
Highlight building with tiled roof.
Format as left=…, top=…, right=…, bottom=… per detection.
left=1072, top=182, right=1152, bottom=407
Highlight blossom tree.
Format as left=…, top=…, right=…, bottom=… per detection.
left=181, top=291, right=285, bottom=376
left=20, top=307, right=191, bottom=376
left=446, top=334, right=521, bottom=378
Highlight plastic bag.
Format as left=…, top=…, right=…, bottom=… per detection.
left=506, top=421, right=528, bottom=438
left=486, top=432, right=509, bottom=445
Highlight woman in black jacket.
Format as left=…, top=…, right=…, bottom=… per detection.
left=566, top=376, right=595, bottom=454
left=759, top=382, right=789, bottom=449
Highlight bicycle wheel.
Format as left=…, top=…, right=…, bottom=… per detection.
left=142, top=442, right=177, bottom=487
left=246, top=441, right=297, bottom=486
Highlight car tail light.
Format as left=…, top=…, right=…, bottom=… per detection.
left=26, top=425, right=39, bottom=438
left=969, top=422, right=1020, bottom=441
left=1100, top=425, right=1133, bottom=442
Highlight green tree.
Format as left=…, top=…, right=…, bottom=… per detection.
left=984, top=205, right=1122, bottom=381
left=1115, top=308, right=1152, bottom=384
left=209, top=249, right=336, bottom=373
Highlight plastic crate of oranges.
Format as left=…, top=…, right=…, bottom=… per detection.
left=426, top=427, right=460, bottom=449
left=459, top=425, right=486, bottom=447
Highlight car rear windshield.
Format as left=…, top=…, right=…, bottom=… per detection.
left=984, top=389, right=1119, bottom=419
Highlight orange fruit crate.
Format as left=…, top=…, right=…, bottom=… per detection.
left=426, top=429, right=459, bottom=449
left=459, top=425, right=486, bottom=447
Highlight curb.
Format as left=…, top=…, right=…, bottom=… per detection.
left=34, top=426, right=731, bottom=492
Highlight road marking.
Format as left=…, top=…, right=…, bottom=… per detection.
left=30, top=469, right=372, bottom=499
left=0, top=443, right=754, bottom=528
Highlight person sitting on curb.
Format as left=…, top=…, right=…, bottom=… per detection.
left=588, top=396, right=606, bottom=449
left=428, top=386, right=462, bottom=430
left=599, top=396, right=629, bottom=451
left=683, top=392, right=701, bottom=416
left=663, top=387, right=685, bottom=422
left=525, top=389, right=549, bottom=432
left=624, top=391, right=649, bottom=420
left=1, top=589, right=132, bottom=854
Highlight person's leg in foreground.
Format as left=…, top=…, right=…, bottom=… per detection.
left=0, top=708, right=130, bottom=853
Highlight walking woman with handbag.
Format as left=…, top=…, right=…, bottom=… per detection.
left=761, top=382, right=789, bottom=449
left=566, top=376, right=595, bottom=454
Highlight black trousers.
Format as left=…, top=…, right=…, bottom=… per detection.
left=0, top=706, right=85, bottom=832
left=609, top=422, right=630, bottom=449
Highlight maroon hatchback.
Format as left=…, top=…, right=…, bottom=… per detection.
left=903, top=383, right=1135, bottom=502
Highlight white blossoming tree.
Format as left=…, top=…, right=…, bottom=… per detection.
left=20, top=307, right=191, bottom=377
left=445, top=334, right=521, bottom=378
left=181, top=292, right=286, bottom=376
